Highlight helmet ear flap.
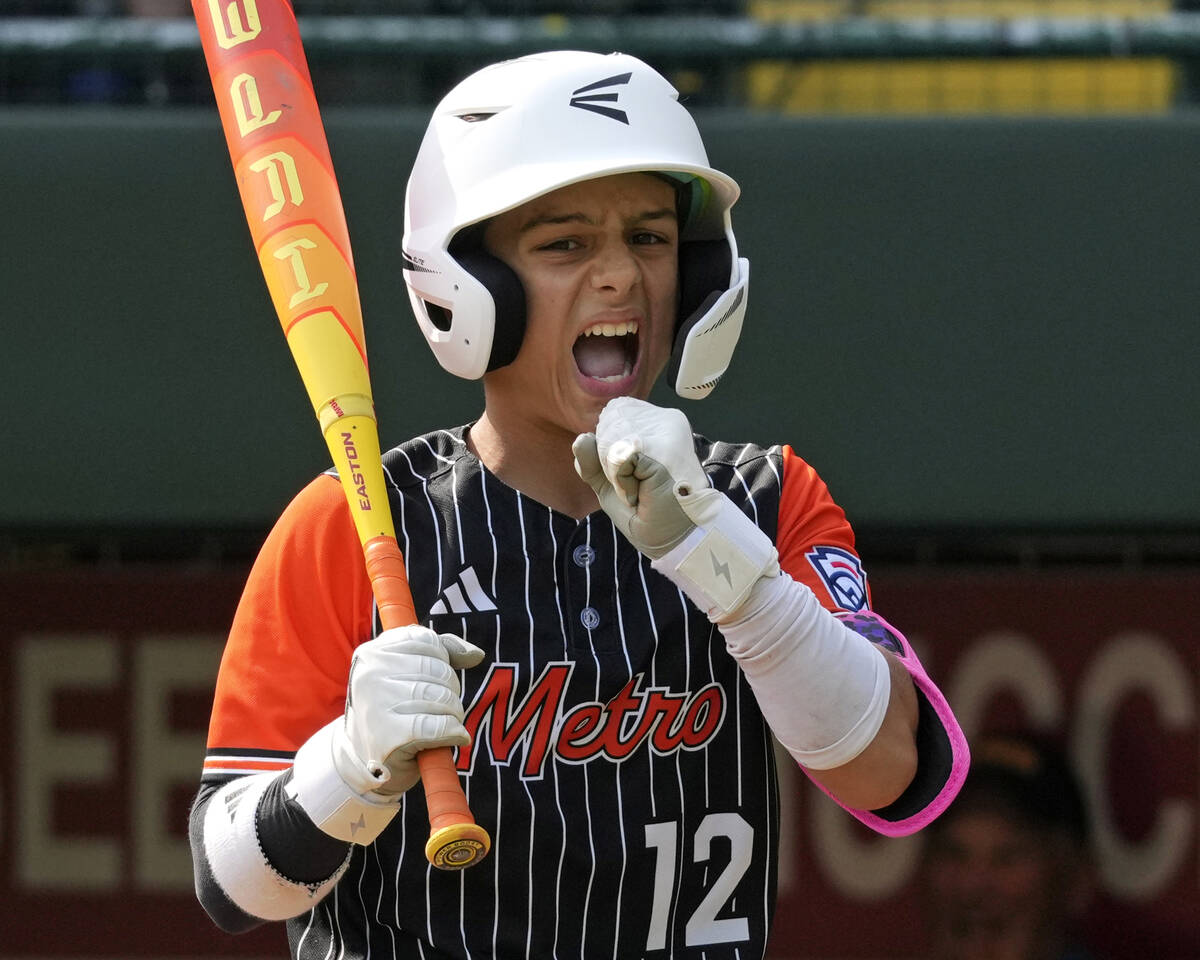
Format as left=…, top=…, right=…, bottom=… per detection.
left=669, top=241, right=748, bottom=399
left=452, top=248, right=528, bottom=371
left=676, top=239, right=732, bottom=327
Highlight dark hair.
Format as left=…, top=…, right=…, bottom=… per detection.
left=941, top=733, right=1090, bottom=849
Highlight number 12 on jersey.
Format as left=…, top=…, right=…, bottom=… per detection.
left=644, top=812, right=755, bottom=951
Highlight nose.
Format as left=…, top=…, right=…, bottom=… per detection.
left=589, top=238, right=640, bottom=296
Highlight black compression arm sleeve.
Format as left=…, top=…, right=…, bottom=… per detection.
left=189, top=783, right=263, bottom=934
left=256, top=770, right=352, bottom=884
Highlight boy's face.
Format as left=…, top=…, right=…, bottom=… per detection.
left=481, top=172, right=679, bottom=440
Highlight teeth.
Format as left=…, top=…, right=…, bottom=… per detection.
left=584, top=320, right=638, bottom=338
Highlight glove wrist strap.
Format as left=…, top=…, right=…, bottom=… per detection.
left=287, top=719, right=401, bottom=845
left=651, top=486, right=779, bottom=619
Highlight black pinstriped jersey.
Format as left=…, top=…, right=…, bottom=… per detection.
left=200, top=424, right=892, bottom=959
left=322, top=427, right=782, bottom=959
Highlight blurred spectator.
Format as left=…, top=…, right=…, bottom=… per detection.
left=920, top=733, right=1101, bottom=960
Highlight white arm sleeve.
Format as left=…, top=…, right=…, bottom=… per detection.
left=201, top=772, right=350, bottom=922
left=720, top=572, right=891, bottom=770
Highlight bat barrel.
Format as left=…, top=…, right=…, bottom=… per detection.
left=192, top=0, right=488, bottom=870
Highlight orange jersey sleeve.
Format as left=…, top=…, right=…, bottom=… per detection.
left=776, top=445, right=872, bottom=613
left=204, top=474, right=375, bottom=775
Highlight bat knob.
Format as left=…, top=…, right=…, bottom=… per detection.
left=425, top=823, right=491, bottom=870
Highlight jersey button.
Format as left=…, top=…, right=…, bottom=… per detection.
left=580, top=606, right=601, bottom=629
left=572, top=545, right=596, bottom=567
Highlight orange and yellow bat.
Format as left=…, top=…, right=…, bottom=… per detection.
left=192, top=0, right=489, bottom=870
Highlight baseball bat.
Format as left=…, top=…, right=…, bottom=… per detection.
left=192, top=0, right=489, bottom=870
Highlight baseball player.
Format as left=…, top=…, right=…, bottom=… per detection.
left=189, top=51, right=969, bottom=959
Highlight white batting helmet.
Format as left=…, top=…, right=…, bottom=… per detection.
left=402, top=50, right=749, bottom=399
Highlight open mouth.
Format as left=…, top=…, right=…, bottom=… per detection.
left=572, top=320, right=640, bottom=383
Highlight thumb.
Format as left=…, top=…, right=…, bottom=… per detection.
left=572, top=433, right=607, bottom=496
left=604, top=440, right=640, bottom=507
left=437, top=633, right=486, bottom=670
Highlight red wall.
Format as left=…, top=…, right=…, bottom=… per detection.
left=769, top=570, right=1199, bottom=959
left=1, top=568, right=1195, bottom=958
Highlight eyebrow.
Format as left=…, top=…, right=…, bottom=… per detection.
left=518, top=207, right=677, bottom=234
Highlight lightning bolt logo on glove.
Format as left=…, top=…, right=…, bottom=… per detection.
left=710, top=550, right=733, bottom=587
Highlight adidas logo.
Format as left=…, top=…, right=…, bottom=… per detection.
left=429, top=566, right=498, bottom=615
left=223, top=780, right=252, bottom=822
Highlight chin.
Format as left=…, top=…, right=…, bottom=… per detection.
left=562, top=388, right=611, bottom=435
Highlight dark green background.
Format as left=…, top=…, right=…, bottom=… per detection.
left=4, top=109, right=1196, bottom=529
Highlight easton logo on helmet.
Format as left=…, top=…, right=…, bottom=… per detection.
left=568, top=72, right=632, bottom=124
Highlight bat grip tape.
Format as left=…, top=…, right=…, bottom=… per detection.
left=363, top=537, right=418, bottom=630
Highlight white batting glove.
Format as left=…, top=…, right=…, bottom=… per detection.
left=572, top=399, right=702, bottom=559
left=287, top=626, right=485, bottom=845
left=574, top=397, right=779, bottom=620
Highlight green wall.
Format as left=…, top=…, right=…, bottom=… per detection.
left=3, top=109, right=1197, bottom=529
